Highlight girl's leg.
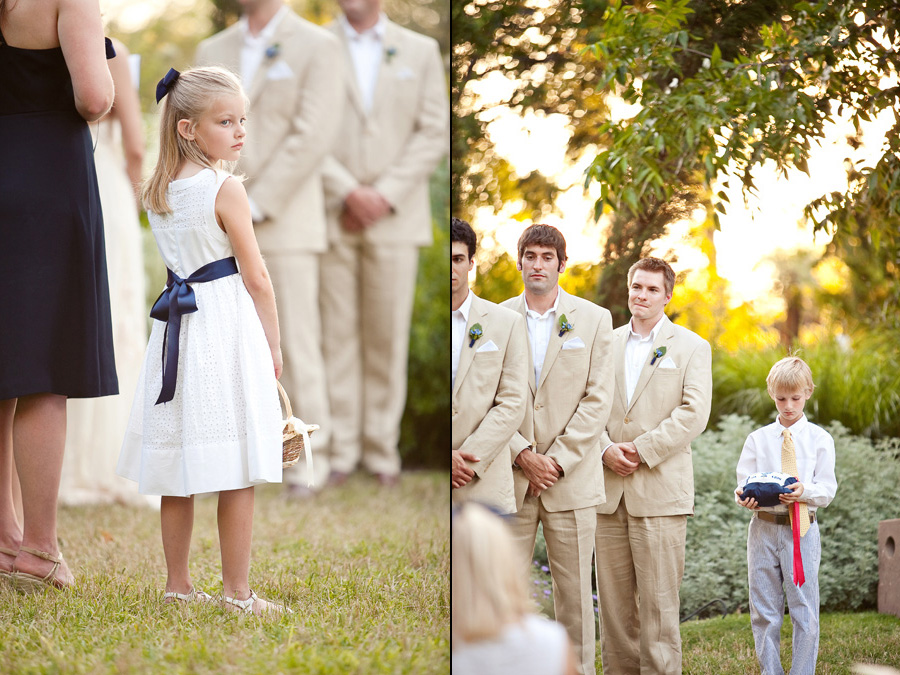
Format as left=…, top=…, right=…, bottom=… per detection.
left=160, top=495, right=195, bottom=594
left=11, top=393, right=73, bottom=585
left=0, top=399, right=22, bottom=573
left=218, top=487, right=254, bottom=600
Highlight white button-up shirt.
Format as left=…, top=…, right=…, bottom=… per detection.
left=451, top=290, right=472, bottom=391
left=340, top=13, right=387, bottom=112
left=735, top=414, right=838, bottom=513
left=525, top=291, right=560, bottom=387
left=623, top=316, right=664, bottom=405
left=239, top=6, right=288, bottom=87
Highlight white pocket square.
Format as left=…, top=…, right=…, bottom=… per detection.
left=476, top=340, right=499, bottom=353
left=394, top=66, right=416, bottom=80
left=266, top=61, right=294, bottom=81
left=562, top=337, right=585, bottom=350
left=658, top=356, right=678, bottom=369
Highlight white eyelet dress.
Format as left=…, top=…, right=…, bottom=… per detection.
left=117, top=168, right=282, bottom=496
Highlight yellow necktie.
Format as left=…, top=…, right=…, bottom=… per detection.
left=782, top=428, right=810, bottom=537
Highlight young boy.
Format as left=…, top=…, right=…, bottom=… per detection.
left=735, top=356, right=838, bottom=675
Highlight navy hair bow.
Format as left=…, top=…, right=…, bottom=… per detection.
left=155, top=68, right=181, bottom=104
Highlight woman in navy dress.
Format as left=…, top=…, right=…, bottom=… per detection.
left=0, top=0, right=115, bottom=591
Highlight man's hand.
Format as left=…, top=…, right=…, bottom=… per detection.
left=340, top=208, right=367, bottom=233
left=452, top=450, right=479, bottom=489
left=343, top=186, right=392, bottom=229
left=778, top=481, right=805, bottom=504
left=516, top=449, right=561, bottom=492
left=602, top=442, right=640, bottom=477
left=735, top=487, right=759, bottom=510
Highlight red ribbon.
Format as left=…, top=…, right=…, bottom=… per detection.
left=791, top=502, right=805, bottom=587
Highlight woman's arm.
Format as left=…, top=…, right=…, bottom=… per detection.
left=57, top=0, right=113, bottom=121
left=106, top=39, right=144, bottom=204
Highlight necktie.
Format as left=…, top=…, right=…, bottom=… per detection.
left=781, top=428, right=810, bottom=536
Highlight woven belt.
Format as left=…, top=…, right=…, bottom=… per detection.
left=756, top=510, right=816, bottom=525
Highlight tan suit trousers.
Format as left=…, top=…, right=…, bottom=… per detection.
left=595, top=502, right=687, bottom=675
left=508, top=495, right=597, bottom=675
left=266, top=253, right=331, bottom=487
left=320, top=239, right=418, bottom=476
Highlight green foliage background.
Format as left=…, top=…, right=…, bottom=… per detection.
left=401, top=163, right=450, bottom=468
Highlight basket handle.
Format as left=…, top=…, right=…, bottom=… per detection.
left=276, top=380, right=293, bottom=419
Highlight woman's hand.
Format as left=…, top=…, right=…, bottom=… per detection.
left=272, top=346, right=283, bottom=380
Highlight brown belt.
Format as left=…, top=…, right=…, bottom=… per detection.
left=756, top=510, right=816, bottom=525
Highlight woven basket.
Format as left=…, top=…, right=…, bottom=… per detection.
left=277, top=381, right=319, bottom=480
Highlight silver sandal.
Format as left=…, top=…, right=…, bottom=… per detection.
left=163, top=587, right=214, bottom=604
left=223, top=589, right=292, bottom=616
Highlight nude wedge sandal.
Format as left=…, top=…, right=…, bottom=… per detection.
left=10, top=546, right=70, bottom=593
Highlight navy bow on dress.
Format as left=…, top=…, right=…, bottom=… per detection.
left=155, top=68, right=181, bottom=104
left=150, top=257, right=239, bottom=404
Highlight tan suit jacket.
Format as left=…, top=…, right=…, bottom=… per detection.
left=502, top=289, right=615, bottom=513
left=597, top=316, right=712, bottom=517
left=321, top=18, right=448, bottom=246
left=196, top=10, right=343, bottom=254
left=451, top=294, right=528, bottom=514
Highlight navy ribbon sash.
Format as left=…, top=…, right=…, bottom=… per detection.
left=150, top=257, right=239, bottom=404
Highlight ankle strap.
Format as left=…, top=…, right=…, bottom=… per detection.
left=19, top=546, right=63, bottom=563
left=224, top=590, right=258, bottom=612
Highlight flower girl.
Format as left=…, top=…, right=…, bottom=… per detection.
left=118, top=67, right=287, bottom=615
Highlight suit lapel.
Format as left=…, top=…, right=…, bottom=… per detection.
left=370, top=21, right=398, bottom=117
left=331, top=22, right=368, bottom=117
left=248, top=14, right=295, bottom=105
left=536, top=289, right=570, bottom=392
left=508, top=294, right=536, bottom=395
left=614, top=328, right=628, bottom=409
left=452, top=295, right=485, bottom=399
left=626, top=317, right=674, bottom=414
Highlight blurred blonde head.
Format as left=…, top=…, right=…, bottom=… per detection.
left=766, top=356, right=815, bottom=398
left=451, top=502, right=530, bottom=644
left=142, top=66, right=247, bottom=214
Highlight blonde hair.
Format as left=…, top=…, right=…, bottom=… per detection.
left=451, top=502, right=530, bottom=644
left=142, top=66, right=247, bottom=214
left=766, top=356, right=815, bottom=398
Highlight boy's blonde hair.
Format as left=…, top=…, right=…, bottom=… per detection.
left=766, top=356, right=815, bottom=398
left=142, top=66, right=247, bottom=214
left=451, top=502, right=530, bottom=644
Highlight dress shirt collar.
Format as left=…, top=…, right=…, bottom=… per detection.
left=627, top=315, right=665, bottom=342
left=524, top=288, right=561, bottom=319
left=239, top=5, right=288, bottom=41
left=772, top=414, right=810, bottom=438
left=340, top=12, right=387, bottom=42
left=454, top=289, right=473, bottom=323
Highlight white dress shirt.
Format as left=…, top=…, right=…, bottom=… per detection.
left=735, top=414, right=838, bottom=513
left=524, top=291, right=560, bottom=387
left=451, top=290, right=472, bottom=391
left=340, top=13, right=387, bottom=112
left=239, top=6, right=288, bottom=86
left=623, top=316, right=665, bottom=405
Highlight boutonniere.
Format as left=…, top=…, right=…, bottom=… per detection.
left=650, top=346, right=667, bottom=365
left=385, top=46, right=397, bottom=64
left=265, top=43, right=281, bottom=60
left=558, top=314, right=574, bottom=338
left=468, top=323, right=483, bottom=348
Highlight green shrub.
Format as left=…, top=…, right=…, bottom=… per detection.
left=711, top=332, right=900, bottom=439
left=682, top=414, right=900, bottom=617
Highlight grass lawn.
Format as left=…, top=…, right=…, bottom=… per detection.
left=0, top=471, right=449, bottom=674
left=680, top=611, right=900, bottom=674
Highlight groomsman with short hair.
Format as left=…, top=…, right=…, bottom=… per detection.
left=195, top=0, right=344, bottom=493
left=502, top=224, right=614, bottom=675
left=451, top=218, right=527, bottom=514
left=319, top=0, right=448, bottom=486
left=594, top=257, right=712, bottom=675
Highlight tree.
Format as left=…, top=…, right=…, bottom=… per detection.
left=585, top=0, right=900, bottom=327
